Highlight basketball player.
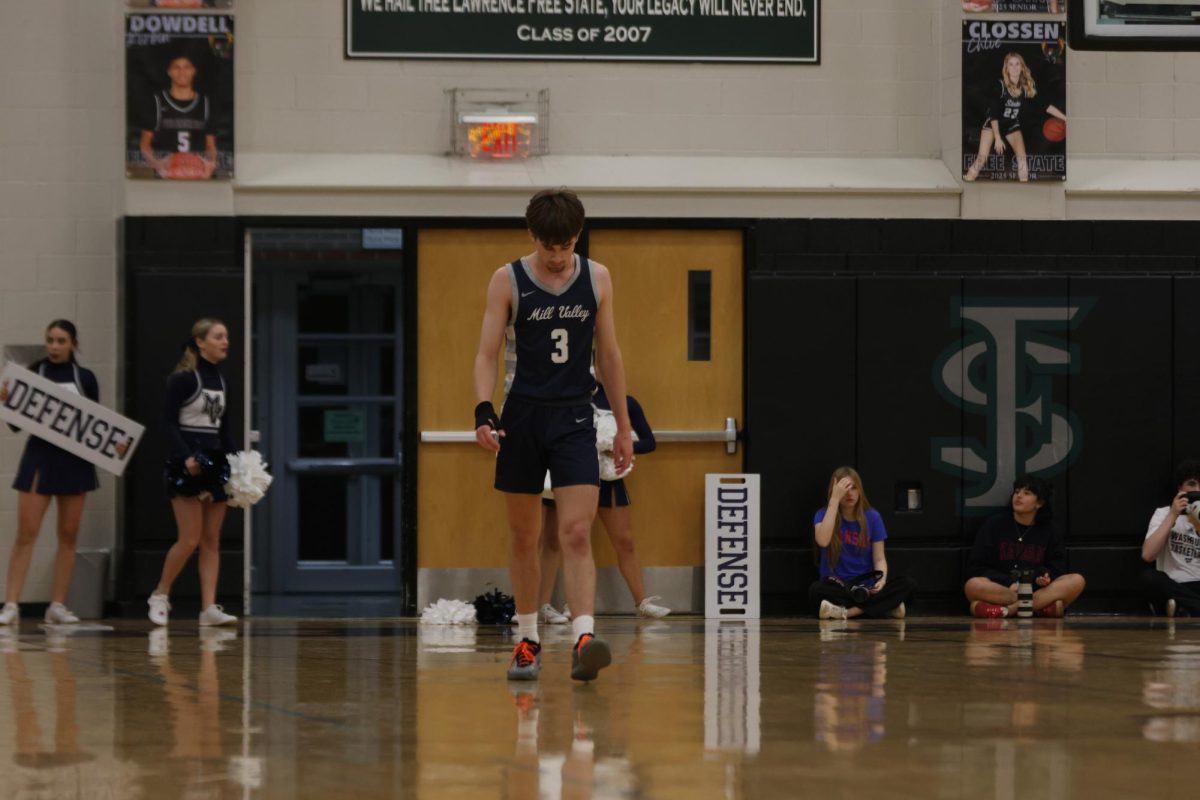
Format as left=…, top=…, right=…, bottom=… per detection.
left=964, top=52, right=1066, bottom=183
left=138, top=53, right=217, bottom=180
left=473, top=188, right=633, bottom=682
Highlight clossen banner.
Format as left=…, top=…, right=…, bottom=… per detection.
left=346, top=0, right=819, bottom=62
left=0, top=364, right=144, bottom=477
left=962, top=19, right=1067, bottom=183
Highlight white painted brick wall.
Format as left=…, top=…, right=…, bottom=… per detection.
left=3, top=0, right=1200, bottom=599
left=0, top=0, right=119, bottom=604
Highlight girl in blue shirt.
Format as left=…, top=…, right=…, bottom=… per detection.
left=810, top=466, right=915, bottom=620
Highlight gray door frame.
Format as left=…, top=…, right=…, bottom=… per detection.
left=251, top=245, right=404, bottom=595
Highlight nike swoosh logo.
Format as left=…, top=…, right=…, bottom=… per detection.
left=521, top=290, right=536, bottom=297
left=575, top=417, right=588, bottom=423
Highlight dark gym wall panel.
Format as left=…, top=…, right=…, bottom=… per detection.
left=855, top=277, right=963, bottom=542
left=1173, top=277, right=1200, bottom=464
left=1066, top=278, right=1172, bottom=541
left=855, top=277, right=965, bottom=601
left=122, top=218, right=243, bottom=613
left=747, top=275, right=854, bottom=613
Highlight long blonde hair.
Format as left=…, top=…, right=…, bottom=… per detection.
left=820, top=466, right=873, bottom=571
left=173, top=317, right=225, bottom=373
left=1001, top=52, right=1037, bottom=99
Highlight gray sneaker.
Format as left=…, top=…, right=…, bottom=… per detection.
left=570, top=633, right=611, bottom=682
left=507, top=638, right=541, bottom=681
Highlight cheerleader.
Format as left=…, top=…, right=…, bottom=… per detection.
left=147, top=318, right=237, bottom=627
left=0, top=321, right=102, bottom=626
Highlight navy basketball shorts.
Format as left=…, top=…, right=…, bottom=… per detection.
left=495, top=397, right=599, bottom=494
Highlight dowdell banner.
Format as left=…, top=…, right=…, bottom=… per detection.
left=346, top=0, right=819, bottom=62
left=0, top=363, right=144, bottom=476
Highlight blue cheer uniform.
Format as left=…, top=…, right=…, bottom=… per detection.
left=11, top=359, right=100, bottom=496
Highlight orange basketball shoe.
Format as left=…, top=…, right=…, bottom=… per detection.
left=570, top=633, right=611, bottom=682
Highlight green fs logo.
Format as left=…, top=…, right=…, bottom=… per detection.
left=931, top=298, right=1092, bottom=512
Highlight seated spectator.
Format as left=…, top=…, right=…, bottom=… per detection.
left=1141, top=459, right=1200, bottom=617
left=965, top=474, right=1085, bottom=618
left=809, top=466, right=915, bottom=620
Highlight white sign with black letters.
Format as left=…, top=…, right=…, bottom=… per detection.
left=705, top=473, right=760, bottom=619
left=0, top=363, right=144, bottom=476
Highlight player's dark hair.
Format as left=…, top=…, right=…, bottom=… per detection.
left=525, top=188, right=585, bottom=246
left=1175, top=459, right=1200, bottom=489
left=1013, top=473, right=1052, bottom=506
left=46, top=319, right=79, bottom=358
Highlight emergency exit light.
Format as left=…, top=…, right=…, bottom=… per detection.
left=450, top=89, right=548, bottom=160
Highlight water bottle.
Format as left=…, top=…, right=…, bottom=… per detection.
left=1016, top=569, right=1034, bottom=619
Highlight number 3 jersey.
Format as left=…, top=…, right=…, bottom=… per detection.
left=504, top=254, right=598, bottom=403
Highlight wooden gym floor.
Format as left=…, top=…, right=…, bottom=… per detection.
left=0, top=616, right=1197, bottom=798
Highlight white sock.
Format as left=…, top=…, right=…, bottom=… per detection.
left=572, top=615, right=594, bottom=642
left=517, top=612, right=539, bottom=644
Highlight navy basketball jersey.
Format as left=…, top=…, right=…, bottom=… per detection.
left=151, top=91, right=210, bottom=153
left=504, top=255, right=599, bottom=402
left=987, top=82, right=1027, bottom=131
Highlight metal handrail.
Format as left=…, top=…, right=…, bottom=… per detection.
left=421, top=417, right=740, bottom=454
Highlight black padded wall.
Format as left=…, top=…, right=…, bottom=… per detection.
left=122, top=218, right=243, bottom=613
left=749, top=219, right=1200, bottom=614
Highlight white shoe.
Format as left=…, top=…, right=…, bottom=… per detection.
left=199, top=604, right=237, bottom=627
left=889, top=602, right=906, bottom=620
left=0, top=603, right=18, bottom=626
left=819, top=599, right=848, bottom=620
left=44, top=603, right=79, bottom=625
left=147, top=592, right=171, bottom=626
left=199, top=627, right=238, bottom=651
left=148, top=628, right=169, bottom=658
left=561, top=603, right=572, bottom=620
left=636, top=596, right=671, bottom=618
left=539, top=603, right=569, bottom=625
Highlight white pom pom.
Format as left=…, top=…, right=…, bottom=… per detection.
left=224, top=450, right=274, bottom=509
left=593, top=406, right=637, bottom=481
left=599, top=452, right=633, bottom=481
left=419, top=598, right=477, bottom=625
left=594, top=408, right=617, bottom=451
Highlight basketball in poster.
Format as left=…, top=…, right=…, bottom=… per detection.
left=962, top=20, right=1066, bottom=183
left=125, top=13, right=234, bottom=180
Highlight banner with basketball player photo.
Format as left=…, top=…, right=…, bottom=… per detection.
left=125, top=13, right=234, bottom=180
left=962, top=1, right=1064, bottom=12
left=962, top=20, right=1067, bottom=183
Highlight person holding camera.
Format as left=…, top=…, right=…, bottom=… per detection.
left=810, top=467, right=915, bottom=620
left=1141, top=459, right=1200, bottom=617
left=965, top=474, right=1085, bottom=619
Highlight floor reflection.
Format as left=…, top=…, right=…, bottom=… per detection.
left=813, top=632, right=887, bottom=752
left=1, top=617, right=1200, bottom=798
left=0, top=627, right=137, bottom=799
left=1142, top=640, right=1200, bottom=742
